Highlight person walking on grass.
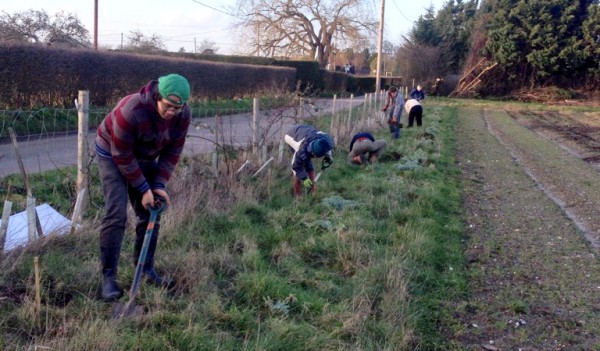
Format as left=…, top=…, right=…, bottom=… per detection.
left=348, top=131, right=387, bottom=165
left=382, top=86, right=405, bottom=139
left=95, top=73, right=191, bottom=301
left=405, top=98, right=424, bottom=127
left=284, top=125, right=334, bottom=197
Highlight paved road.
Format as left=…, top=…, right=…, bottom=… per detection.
left=0, top=98, right=370, bottom=178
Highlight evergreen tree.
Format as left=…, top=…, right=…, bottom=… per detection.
left=484, top=0, right=597, bottom=86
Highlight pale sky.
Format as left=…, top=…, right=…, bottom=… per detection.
left=2, top=0, right=447, bottom=54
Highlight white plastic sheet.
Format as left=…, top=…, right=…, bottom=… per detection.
left=0, top=204, right=71, bottom=252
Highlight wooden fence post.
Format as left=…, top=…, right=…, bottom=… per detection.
left=0, top=200, right=12, bottom=253
left=330, top=95, right=338, bottom=145
left=252, top=98, right=259, bottom=156
left=26, top=196, right=37, bottom=242
left=75, top=90, right=89, bottom=225
left=8, top=127, right=42, bottom=240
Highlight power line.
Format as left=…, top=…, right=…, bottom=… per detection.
left=390, top=0, right=415, bottom=22
left=191, top=0, right=237, bottom=17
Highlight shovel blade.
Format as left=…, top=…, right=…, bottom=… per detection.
left=111, top=301, right=144, bottom=319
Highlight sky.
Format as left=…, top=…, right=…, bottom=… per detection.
left=2, top=0, right=447, bottom=54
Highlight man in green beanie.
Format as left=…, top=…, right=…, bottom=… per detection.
left=95, top=73, right=191, bottom=301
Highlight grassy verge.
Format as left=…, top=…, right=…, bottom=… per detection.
left=0, top=100, right=467, bottom=350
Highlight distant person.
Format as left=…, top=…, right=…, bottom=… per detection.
left=95, top=73, right=191, bottom=301
left=284, top=125, right=334, bottom=197
left=410, top=85, right=425, bottom=101
left=382, top=86, right=405, bottom=139
left=348, top=132, right=387, bottom=165
left=404, top=99, right=424, bottom=127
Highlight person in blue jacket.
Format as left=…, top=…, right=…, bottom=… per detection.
left=348, top=132, right=387, bottom=165
left=409, top=85, right=425, bottom=101
left=284, top=125, right=334, bottom=196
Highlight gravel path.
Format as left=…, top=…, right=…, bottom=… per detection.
left=451, top=105, right=600, bottom=350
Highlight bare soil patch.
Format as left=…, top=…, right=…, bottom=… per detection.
left=450, top=103, right=600, bottom=350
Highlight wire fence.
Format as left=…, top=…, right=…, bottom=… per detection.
left=0, top=91, right=390, bottom=253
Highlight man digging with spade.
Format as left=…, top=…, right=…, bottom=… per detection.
left=95, top=74, right=191, bottom=301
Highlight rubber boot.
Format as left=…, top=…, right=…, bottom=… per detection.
left=133, top=227, right=175, bottom=290
left=308, top=170, right=317, bottom=195
left=293, top=177, right=302, bottom=197
left=100, top=247, right=124, bottom=302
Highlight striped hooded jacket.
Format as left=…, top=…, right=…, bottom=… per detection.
left=95, top=80, right=191, bottom=194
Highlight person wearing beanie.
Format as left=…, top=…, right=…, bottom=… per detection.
left=95, top=73, right=191, bottom=301
left=382, top=86, right=405, bottom=139
left=348, top=131, right=387, bottom=165
left=284, top=125, right=334, bottom=197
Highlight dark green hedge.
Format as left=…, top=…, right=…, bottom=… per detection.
left=0, top=44, right=296, bottom=109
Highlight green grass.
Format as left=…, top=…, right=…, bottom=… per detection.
left=0, top=100, right=468, bottom=350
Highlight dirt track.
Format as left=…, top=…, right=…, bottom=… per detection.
left=452, top=104, right=600, bottom=350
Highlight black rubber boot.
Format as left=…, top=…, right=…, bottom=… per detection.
left=100, top=247, right=124, bottom=301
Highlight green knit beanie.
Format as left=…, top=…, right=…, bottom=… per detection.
left=158, top=74, right=190, bottom=105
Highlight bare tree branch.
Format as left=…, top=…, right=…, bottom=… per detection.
left=234, top=0, right=376, bottom=67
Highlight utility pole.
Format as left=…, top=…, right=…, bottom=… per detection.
left=375, top=0, right=385, bottom=95
left=93, top=0, right=98, bottom=50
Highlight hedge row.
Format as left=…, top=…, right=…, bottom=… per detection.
left=0, top=44, right=296, bottom=109
left=161, top=52, right=403, bottom=95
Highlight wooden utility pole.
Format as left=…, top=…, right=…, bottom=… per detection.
left=93, top=0, right=98, bottom=50
left=375, top=0, right=385, bottom=95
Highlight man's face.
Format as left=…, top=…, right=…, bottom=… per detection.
left=157, top=95, right=184, bottom=120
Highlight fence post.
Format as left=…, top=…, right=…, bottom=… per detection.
left=362, top=94, right=367, bottom=126
left=346, top=94, right=354, bottom=133
left=330, top=95, right=338, bottom=145
left=253, top=98, right=259, bottom=155
left=26, top=196, right=37, bottom=242
left=75, top=90, right=89, bottom=221
left=278, top=118, right=286, bottom=163
left=213, top=115, right=220, bottom=174
left=70, top=187, right=87, bottom=235
left=0, top=200, right=12, bottom=253
left=299, top=97, right=305, bottom=122
left=8, top=127, right=41, bottom=239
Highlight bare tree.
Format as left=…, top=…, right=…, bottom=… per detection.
left=394, top=36, right=442, bottom=82
left=125, top=30, right=166, bottom=53
left=0, top=9, right=90, bottom=47
left=234, top=0, right=377, bottom=67
left=197, top=39, right=219, bottom=54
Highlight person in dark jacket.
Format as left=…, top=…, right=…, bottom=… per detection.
left=348, top=132, right=387, bottom=165
left=284, top=125, right=334, bottom=197
left=95, top=73, right=191, bottom=301
left=409, top=85, right=425, bottom=101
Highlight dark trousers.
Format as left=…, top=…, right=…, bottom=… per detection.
left=96, top=154, right=160, bottom=266
left=408, top=105, right=423, bottom=127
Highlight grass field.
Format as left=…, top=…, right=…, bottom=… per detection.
left=1, top=100, right=469, bottom=350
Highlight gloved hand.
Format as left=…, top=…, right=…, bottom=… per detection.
left=382, top=108, right=387, bottom=112
left=303, top=178, right=313, bottom=189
